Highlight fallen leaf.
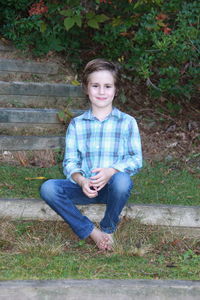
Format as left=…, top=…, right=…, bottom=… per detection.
left=25, top=177, right=47, bottom=180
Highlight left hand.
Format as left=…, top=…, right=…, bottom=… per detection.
left=90, top=168, right=118, bottom=191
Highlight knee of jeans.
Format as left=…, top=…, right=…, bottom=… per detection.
left=40, top=179, right=57, bottom=203
left=110, top=172, right=133, bottom=193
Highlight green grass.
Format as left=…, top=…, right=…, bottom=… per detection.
left=0, top=219, right=199, bottom=281
left=0, top=160, right=199, bottom=206
left=132, top=160, right=200, bottom=206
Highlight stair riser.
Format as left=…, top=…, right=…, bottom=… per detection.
left=0, top=108, right=61, bottom=124
left=0, top=59, right=58, bottom=74
left=0, top=136, right=65, bottom=151
left=0, top=81, right=84, bottom=96
left=0, top=123, right=65, bottom=136
left=0, top=95, right=87, bottom=109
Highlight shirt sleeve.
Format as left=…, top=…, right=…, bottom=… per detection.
left=110, top=117, right=142, bottom=175
left=62, top=120, right=85, bottom=181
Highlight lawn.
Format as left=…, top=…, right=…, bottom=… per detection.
left=0, top=159, right=199, bottom=206
left=0, top=219, right=199, bottom=281
left=0, top=157, right=199, bottom=281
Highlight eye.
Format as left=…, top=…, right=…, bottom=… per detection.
left=105, top=85, right=112, bottom=88
left=91, top=84, right=98, bottom=88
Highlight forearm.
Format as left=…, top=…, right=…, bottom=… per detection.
left=71, top=172, right=85, bottom=187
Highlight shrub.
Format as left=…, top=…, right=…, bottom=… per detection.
left=0, top=0, right=199, bottom=103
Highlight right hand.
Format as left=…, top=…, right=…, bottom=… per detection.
left=80, top=178, right=98, bottom=198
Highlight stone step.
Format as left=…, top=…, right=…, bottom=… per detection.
left=0, top=123, right=65, bottom=136
left=0, top=58, right=58, bottom=75
left=0, top=81, right=84, bottom=97
left=0, top=135, right=65, bottom=151
left=0, top=107, right=84, bottom=135
left=0, top=81, right=85, bottom=108
left=1, top=199, right=200, bottom=236
left=0, top=108, right=61, bottom=124
left=0, top=107, right=84, bottom=124
left=0, top=94, right=87, bottom=109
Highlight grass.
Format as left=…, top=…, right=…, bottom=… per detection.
left=0, top=158, right=199, bottom=206
left=0, top=218, right=199, bottom=281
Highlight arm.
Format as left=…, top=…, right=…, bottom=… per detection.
left=62, top=120, right=85, bottom=181
left=110, top=117, right=142, bottom=175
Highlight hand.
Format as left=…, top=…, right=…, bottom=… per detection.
left=80, top=177, right=98, bottom=198
left=90, top=168, right=118, bottom=191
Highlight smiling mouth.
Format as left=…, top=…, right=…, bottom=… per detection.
left=96, top=97, right=107, bottom=100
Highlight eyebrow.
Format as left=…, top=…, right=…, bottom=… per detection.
left=90, top=82, right=113, bottom=85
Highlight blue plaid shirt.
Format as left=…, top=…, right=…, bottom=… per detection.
left=63, top=107, right=142, bottom=182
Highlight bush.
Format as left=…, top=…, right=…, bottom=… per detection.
left=0, top=0, right=199, bottom=103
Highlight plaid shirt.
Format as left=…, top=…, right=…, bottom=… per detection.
left=63, top=107, right=142, bottom=182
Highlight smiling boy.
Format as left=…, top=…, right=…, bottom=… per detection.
left=40, top=58, right=142, bottom=250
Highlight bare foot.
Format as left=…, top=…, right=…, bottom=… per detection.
left=90, top=228, right=114, bottom=251
left=106, top=233, right=114, bottom=251
left=90, top=227, right=109, bottom=250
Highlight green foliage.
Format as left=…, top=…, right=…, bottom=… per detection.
left=0, top=0, right=199, bottom=102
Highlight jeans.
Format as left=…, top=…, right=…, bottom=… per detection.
left=40, top=172, right=133, bottom=239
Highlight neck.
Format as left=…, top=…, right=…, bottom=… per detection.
left=91, top=106, right=113, bottom=121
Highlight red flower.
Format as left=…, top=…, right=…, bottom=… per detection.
left=163, top=26, right=172, bottom=35
left=29, top=0, right=48, bottom=16
left=99, top=0, right=112, bottom=4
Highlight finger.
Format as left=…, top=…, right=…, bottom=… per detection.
left=84, top=185, right=97, bottom=196
left=91, top=168, right=102, bottom=173
left=90, top=178, right=104, bottom=186
left=97, top=183, right=106, bottom=191
left=84, top=190, right=98, bottom=198
left=90, top=173, right=102, bottom=180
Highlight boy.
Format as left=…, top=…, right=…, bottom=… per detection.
left=40, top=58, right=142, bottom=250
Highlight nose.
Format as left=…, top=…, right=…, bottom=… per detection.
left=99, top=86, right=105, bottom=94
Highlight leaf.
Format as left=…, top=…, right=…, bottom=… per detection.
left=25, top=177, right=47, bottom=180
left=74, top=15, right=82, bottom=28
left=95, top=14, right=109, bottom=23
left=88, top=19, right=99, bottom=29
left=40, top=22, right=47, bottom=33
left=60, top=9, right=73, bottom=17
left=112, top=17, right=122, bottom=27
left=86, top=12, right=95, bottom=20
left=71, top=79, right=81, bottom=86
left=64, top=17, right=75, bottom=31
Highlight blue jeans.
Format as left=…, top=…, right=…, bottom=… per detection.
left=40, top=172, right=133, bottom=239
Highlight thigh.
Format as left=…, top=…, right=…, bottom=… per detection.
left=56, top=179, right=102, bottom=205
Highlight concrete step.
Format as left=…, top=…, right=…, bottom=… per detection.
left=1, top=279, right=200, bottom=300
left=0, top=58, right=58, bottom=75
left=0, top=199, right=200, bottom=236
left=0, top=135, right=65, bottom=151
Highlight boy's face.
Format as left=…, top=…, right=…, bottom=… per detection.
left=87, top=70, right=116, bottom=111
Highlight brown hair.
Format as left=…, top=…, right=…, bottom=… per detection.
left=82, top=58, right=121, bottom=97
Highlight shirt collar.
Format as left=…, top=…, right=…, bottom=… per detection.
left=82, top=107, right=122, bottom=121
